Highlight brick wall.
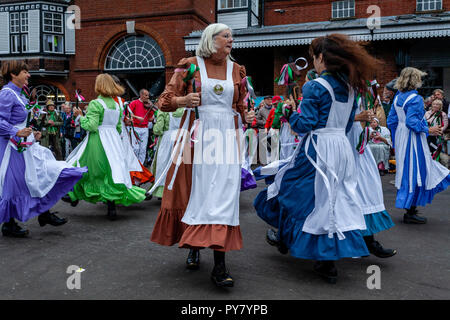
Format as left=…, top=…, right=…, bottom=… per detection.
left=264, top=0, right=450, bottom=26
left=71, top=0, right=214, bottom=100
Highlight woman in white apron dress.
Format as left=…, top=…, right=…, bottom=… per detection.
left=387, top=67, right=450, bottom=224
left=347, top=105, right=396, bottom=258
left=254, top=34, right=380, bottom=283
left=66, top=74, right=146, bottom=220
left=148, top=108, right=184, bottom=198
left=0, top=61, right=86, bottom=237
left=150, top=24, right=254, bottom=287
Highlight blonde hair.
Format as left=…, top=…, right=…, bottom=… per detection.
left=95, top=73, right=125, bottom=97
left=196, top=23, right=232, bottom=58
left=395, top=67, right=427, bottom=92
left=432, top=99, right=443, bottom=109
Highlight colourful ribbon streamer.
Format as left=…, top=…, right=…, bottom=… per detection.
left=275, top=64, right=294, bottom=86
left=355, top=81, right=379, bottom=154
left=75, top=90, right=85, bottom=102
left=10, top=138, right=33, bottom=153
left=182, top=63, right=200, bottom=119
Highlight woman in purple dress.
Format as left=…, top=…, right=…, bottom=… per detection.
left=0, top=60, right=87, bottom=237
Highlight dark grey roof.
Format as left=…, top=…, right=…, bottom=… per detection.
left=186, top=11, right=450, bottom=38
left=185, top=11, right=450, bottom=50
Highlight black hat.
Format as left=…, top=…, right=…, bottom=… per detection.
left=264, top=95, right=272, bottom=99
left=385, top=78, right=397, bottom=92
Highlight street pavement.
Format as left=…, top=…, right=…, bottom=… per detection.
left=0, top=175, right=449, bottom=300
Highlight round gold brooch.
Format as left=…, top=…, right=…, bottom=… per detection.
left=213, top=84, right=224, bottom=95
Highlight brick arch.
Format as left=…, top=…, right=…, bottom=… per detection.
left=93, top=24, right=173, bottom=71
left=36, top=80, right=70, bottom=102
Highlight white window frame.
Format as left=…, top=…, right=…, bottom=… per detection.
left=21, top=34, right=28, bottom=52
left=20, top=11, right=28, bottom=32
left=43, top=11, right=63, bottom=34
left=43, top=34, right=64, bottom=53
left=416, top=0, right=442, bottom=12
left=218, top=0, right=248, bottom=10
left=11, top=34, right=20, bottom=53
left=332, top=0, right=355, bottom=19
left=10, top=12, right=20, bottom=33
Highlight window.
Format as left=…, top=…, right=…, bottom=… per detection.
left=332, top=0, right=355, bottom=19
left=10, top=12, right=19, bottom=33
left=104, top=35, right=166, bottom=71
left=11, top=35, right=20, bottom=53
left=9, top=11, right=28, bottom=53
left=218, top=0, right=248, bottom=10
left=43, top=34, right=63, bottom=53
left=43, top=12, right=63, bottom=33
left=21, top=34, right=28, bottom=52
left=20, top=11, right=28, bottom=32
left=416, top=0, right=442, bottom=12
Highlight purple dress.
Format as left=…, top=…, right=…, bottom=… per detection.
left=0, top=82, right=87, bottom=223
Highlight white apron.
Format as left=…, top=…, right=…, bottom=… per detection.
left=302, top=78, right=366, bottom=240
left=66, top=98, right=133, bottom=188
left=393, top=94, right=449, bottom=192
left=152, top=112, right=182, bottom=190
left=279, top=122, right=298, bottom=160
left=0, top=88, right=72, bottom=198
left=181, top=56, right=241, bottom=226
left=117, top=98, right=142, bottom=173
left=347, top=108, right=386, bottom=215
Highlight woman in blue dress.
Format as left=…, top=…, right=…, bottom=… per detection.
left=254, top=34, right=379, bottom=283
left=387, top=67, right=450, bottom=224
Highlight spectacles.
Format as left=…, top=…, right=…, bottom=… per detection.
left=216, top=33, right=233, bottom=40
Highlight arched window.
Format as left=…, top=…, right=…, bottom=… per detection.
left=34, top=84, right=66, bottom=107
left=104, top=34, right=165, bottom=71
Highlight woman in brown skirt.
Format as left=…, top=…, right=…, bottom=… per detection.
left=150, top=23, right=254, bottom=287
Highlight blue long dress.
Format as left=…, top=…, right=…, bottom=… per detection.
left=387, top=90, right=450, bottom=209
left=254, top=72, right=370, bottom=261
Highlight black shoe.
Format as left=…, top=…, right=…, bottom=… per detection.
left=107, top=201, right=117, bottom=221
left=365, top=238, right=397, bottom=258
left=266, top=229, right=288, bottom=255
left=313, top=261, right=337, bottom=284
left=403, top=212, right=427, bottom=224
left=145, top=193, right=153, bottom=201
left=157, top=197, right=162, bottom=201
left=2, top=220, right=29, bottom=238
left=211, top=263, right=234, bottom=287
left=61, top=194, right=78, bottom=207
left=38, top=211, right=68, bottom=227
left=186, top=249, right=200, bottom=270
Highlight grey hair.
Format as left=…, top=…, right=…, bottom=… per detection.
left=195, top=23, right=232, bottom=58
left=394, top=67, right=427, bottom=92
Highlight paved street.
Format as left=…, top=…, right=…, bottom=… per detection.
left=0, top=175, right=449, bottom=300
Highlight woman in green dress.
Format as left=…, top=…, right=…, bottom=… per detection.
left=149, top=107, right=184, bottom=199
left=65, top=74, right=146, bottom=220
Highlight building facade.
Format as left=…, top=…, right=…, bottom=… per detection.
left=1, top=0, right=450, bottom=104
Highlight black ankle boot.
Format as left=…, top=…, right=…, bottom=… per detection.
left=364, top=235, right=397, bottom=258
left=403, top=207, right=427, bottom=224
left=266, top=229, right=288, bottom=254
left=106, top=201, right=117, bottom=221
left=211, top=263, right=234, bottom=287
left=313, top=261, right=337, bottom=284
left=61, top=194, right=79, bottom=207
left=2, top=219, right=29, bottom=238
left=186, top=249, right=200, bottom=270
left=38, top=211, right=68, bottom=227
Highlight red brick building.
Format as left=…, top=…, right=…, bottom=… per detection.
left=190, top=0, right=450, bottom=97
left=1, top=0, right=450, bottom=105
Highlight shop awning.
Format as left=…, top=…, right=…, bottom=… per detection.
left=184, top=12, right=450, bottom=50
